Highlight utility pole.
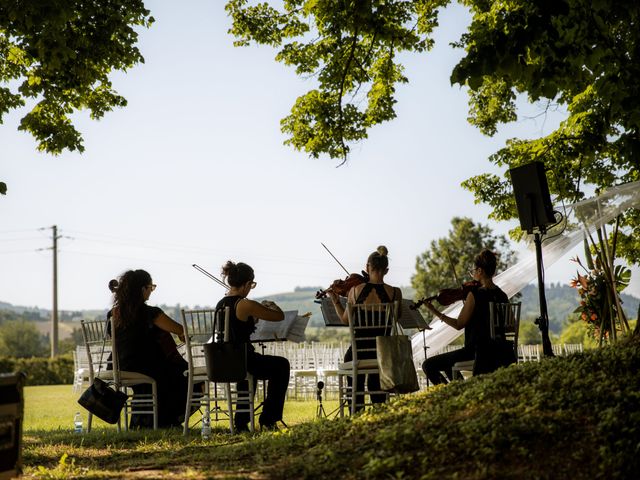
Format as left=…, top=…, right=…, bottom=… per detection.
left=51, top=225, right=59, bottom=357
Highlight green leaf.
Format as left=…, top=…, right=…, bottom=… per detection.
left=0, top=182, right=6, bottom=195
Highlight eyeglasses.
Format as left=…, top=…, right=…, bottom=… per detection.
left=148, top=284, right=157, bottom=291
left=468, top=267, right=480, bottom=276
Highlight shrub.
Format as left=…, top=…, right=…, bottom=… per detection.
left=0, top=354, right=73, bottom=385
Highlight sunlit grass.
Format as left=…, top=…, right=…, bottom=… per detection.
left=22, top=384, right=340, bottom=478
left=24, top=384, right=338, bottom=431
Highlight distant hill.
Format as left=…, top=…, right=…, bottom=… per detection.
left=1, top=284, right=637, bottom=335
left=518, top=283, right=639, bottom=333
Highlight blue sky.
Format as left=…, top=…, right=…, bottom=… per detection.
left=1, top=1, right=638, bottom=311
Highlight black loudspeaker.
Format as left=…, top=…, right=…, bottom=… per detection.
left=509, top=162, right=555, bottom=233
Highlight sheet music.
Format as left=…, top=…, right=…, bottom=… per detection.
left=318, top=297, right=346, bottom=327
left=250, top=310, right=309, bottom=343
left=398, top=299, right=431, bottom=330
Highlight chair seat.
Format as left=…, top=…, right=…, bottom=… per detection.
left=95, top=370, right=155, bottom=384
left=452, top=360, right=474, bottom=371
left=338, top=359, right=379, bottom=371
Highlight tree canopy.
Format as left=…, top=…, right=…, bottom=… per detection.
left=0, top=320, right=47, bottom=357
left=227, top=0, right=640, bottom=263
left=0, top=0, right=153, bottom=170
left=411, top=217, right=516, bottom=311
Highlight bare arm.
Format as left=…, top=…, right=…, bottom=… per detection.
left=236, top=298, right=284, bottom=322
left=425, top=291, right=475, bottom=330
left=395, top=287, right=403, bottom=319
left=152, top=312, right=185, bottom=341
left=328, top=288, right=356, bottom=325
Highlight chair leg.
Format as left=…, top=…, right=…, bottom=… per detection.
left=225, top=383, right=234, bottom=434
left=87, top=412, right=93, bottom=433
left=248, top=376, right=255, bottom=433
left=151, top=382, right=158, bottom=430
left=183, top=375, right=193, bottom=436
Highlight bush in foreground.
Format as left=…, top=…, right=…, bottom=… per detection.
left=220, top=336, right=640, bottom=479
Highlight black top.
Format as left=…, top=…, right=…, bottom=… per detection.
left=215, top=295, right=256, bottom=350
left=109, top=304, right=165, bottom=374
left=464, top=286, right=509, bottom=351
left=352, top=283, right=397, bottom=359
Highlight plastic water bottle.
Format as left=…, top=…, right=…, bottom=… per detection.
left=201, top=397, right=211, bottom=440
left=73, top=412, right=83, bottom=434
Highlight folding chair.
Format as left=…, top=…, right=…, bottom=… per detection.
left=180, top=309, right=219, bottom=436
left=110, top=322, right=159, bottom=430
left=205, top=306, right=255, bottom=434
left=80, top=319, right=159, bottom=431
left=337, top=301, right=399, bottom=416
left=451, top=302, right=521, bottom=380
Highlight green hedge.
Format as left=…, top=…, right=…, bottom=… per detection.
left=0, top=354, right=74, bottom=385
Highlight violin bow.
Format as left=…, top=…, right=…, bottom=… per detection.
left=444, top=248, right=460, bottom=286
left=192, top=264, right=229, bottom=289
left=320, top=242, right=351, bottom=276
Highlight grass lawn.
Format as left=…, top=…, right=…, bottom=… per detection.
left=21, top=385, right=339, bottom=479
left=17, top=337, right=640, bottom=479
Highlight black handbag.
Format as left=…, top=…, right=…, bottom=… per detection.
left=78, top=377, right=127, bottom=424
left=204, top=341, right=248, bottom=383
left=77, top=318, right=127, bottom=424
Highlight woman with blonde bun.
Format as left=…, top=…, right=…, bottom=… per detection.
left=215, top=261, right=290, bottom=432
left=328, top=246, right=402, bottom=410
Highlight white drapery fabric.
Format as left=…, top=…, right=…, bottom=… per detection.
left=411, top=180, right=640, bottom=360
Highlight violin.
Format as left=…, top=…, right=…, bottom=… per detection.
left=315, top=271, right=370, bottom=299
left=409, top=280, right=480, bottom=310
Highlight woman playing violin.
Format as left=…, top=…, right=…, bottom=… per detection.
left=421, top=249, right=508, bottom=385
left=215, top=261, right=290, bottom=432
left=109, top=269, right=190, bottom=428
left=328, top=245, right=402, bottom=410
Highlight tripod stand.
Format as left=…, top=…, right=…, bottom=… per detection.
left=315, top=381, right=327, bottom=418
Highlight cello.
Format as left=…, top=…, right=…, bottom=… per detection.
left=108, top=279, right=185, bottom=367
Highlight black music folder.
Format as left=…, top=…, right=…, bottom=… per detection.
left=250, top=310, right=310, bottom=343
left=317, top=298, right=431, bottom=330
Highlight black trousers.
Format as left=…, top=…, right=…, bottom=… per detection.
left=344, top=347, right=387, bottom=412
left=421, top=347, right=474, bottom=385
left=235, top=352, right=290, bottom=429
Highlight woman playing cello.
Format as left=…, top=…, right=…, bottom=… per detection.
left=109, top=269, right=191, bottom=428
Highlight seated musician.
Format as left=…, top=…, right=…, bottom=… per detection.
left=215, top=261, right=290, bottom=432
left=421, top=249, right=509, bottom=384
left=328, top=246, right=402, bottom=411
left=109, top=269, right=191, bottom=428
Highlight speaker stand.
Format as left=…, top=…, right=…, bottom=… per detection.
left=533, top=231, right=555, bottom=357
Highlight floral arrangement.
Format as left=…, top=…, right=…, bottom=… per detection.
left=570, top=254, right=630, bottom=344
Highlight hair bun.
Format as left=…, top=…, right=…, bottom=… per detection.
left=108, top=279, right=119, bottom=293
left=376, top=245, right=388, bottom=257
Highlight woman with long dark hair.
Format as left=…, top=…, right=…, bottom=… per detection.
left=215, top=261, right=290, bottom=432
left=109, top=269, right=189, bottom=428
